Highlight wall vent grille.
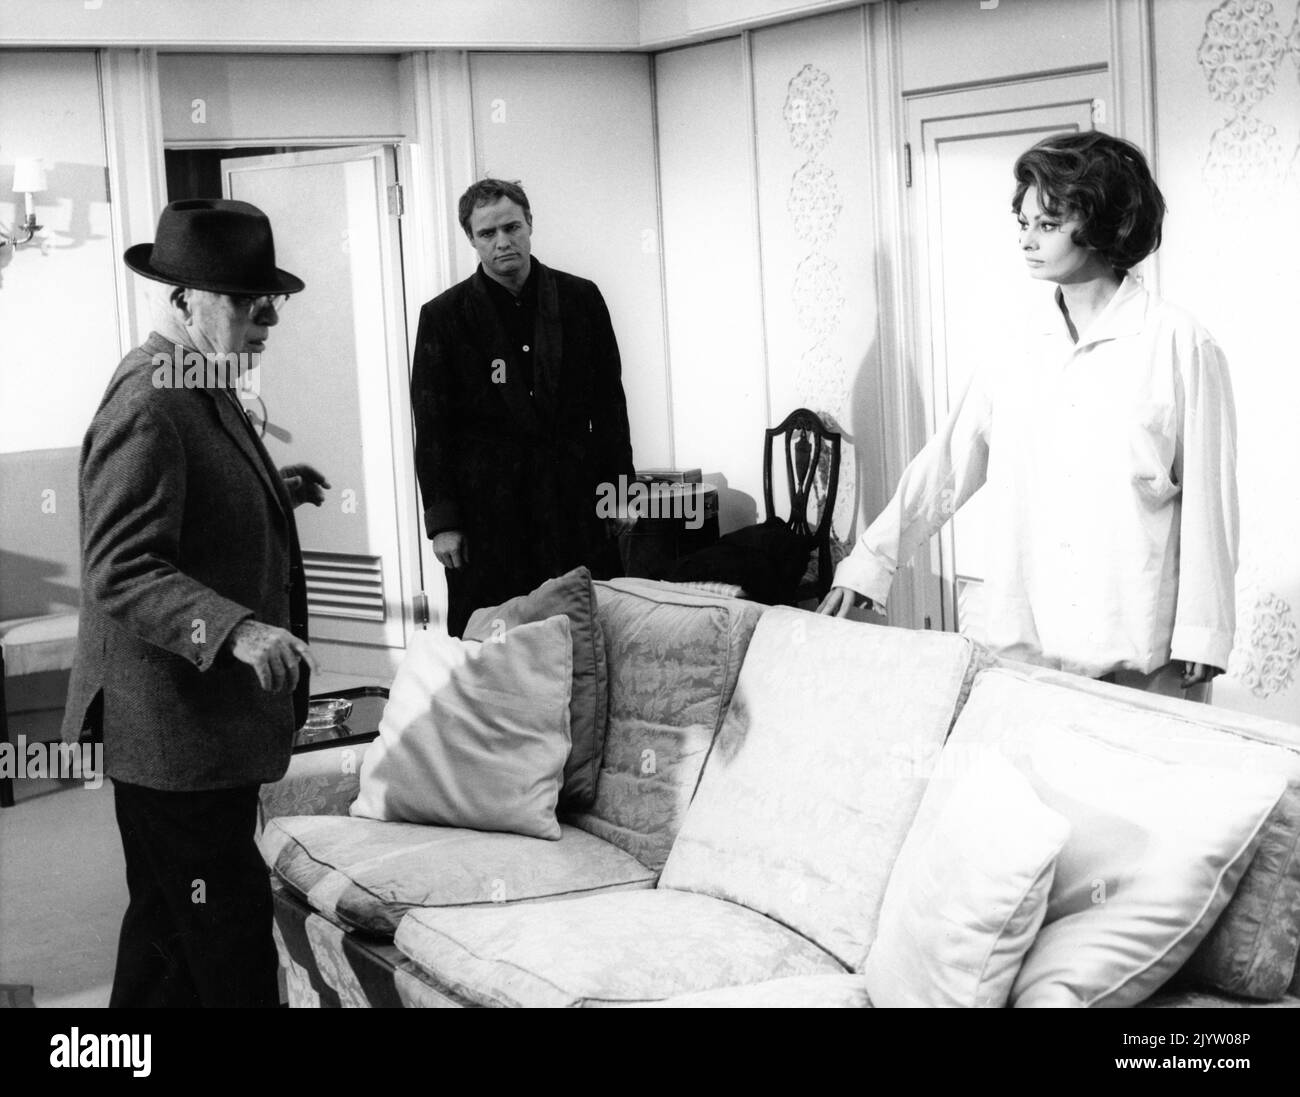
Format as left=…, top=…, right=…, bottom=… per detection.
left=302, top=550, right=385, bottom=622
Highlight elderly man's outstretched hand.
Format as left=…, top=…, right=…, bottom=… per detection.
left=280, top=464, right=331, bottom=507
left=227, top=619, right=320, bottom=694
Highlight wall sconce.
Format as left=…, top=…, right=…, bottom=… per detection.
left=2, top=158, right=47, bottom=248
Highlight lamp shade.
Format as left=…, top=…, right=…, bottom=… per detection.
left=12, top=158, right=46, bottom=195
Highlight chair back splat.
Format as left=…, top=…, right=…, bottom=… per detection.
left=762, top=408, right=842, bottom=601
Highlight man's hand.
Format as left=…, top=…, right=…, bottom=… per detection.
left=817, top=586, right=872, bottom=617
left=280, top=464, right=331, bottom=507
left=432, top=530, right=468, bottom=569
left=1182, top=662, right=1222, bottom=689
left=226, top=619, right=320, bottom=694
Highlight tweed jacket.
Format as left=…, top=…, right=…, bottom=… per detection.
left=61, top=332, right=310, bottom=790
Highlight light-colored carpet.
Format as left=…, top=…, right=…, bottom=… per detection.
left=0, top=708, right=123, bottom=1008
left=1, top=672, right=380, bottom=1008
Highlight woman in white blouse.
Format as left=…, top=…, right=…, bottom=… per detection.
left=819, top=131, right=1238, bottom=698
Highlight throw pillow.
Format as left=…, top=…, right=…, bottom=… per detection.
left=350, top=616, right=573, bottom=840
left=1003, top=729, right=1286, bottom=1008
left=465, top=567, right=607, bottom=810
left=864, top=755, right=1070, bottom=1007
left=1179, top=785, right=1300, bottom=1000
left=952, top=666, right=1300, bottom=1001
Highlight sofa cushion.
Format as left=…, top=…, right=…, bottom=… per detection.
left=989, top=663, right=1300, bottom=1002
left=864, top=754, right=1070, bottom=1008
left=260, top=815, right=655, bottom=937
left=563, top=579, right=766, bottom=872
left=941, top=670, right=1286, bottom=1007
left=659, top=608, right=980, bottom=970
left=350, top=618, right=572, bottom=840
left=465, top=567, right=608, bottom=810
left=649, top=974, right=871, bottom=1008
left=394, top=889, right=845, bottom=1007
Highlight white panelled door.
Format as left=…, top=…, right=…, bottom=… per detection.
left=222, top=146, right=421, bottom=669
left=905, top=72, right=1110, bottom=640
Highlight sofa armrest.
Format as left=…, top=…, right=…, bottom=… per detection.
left=259, top=737, right=375, bottom=825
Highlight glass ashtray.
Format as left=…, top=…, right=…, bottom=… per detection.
left=304, top=697, right=353, bottom=730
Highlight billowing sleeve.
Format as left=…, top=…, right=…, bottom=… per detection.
left=410, top=301, right=463, bottom=538
left=832, top=368, right=995, bottom=607
left=1170, top=337, right=1238, bottom=670
left=81, top=390, right=251, bottom=669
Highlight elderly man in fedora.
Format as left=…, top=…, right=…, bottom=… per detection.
left=62, top=198, right=329, bottom=1008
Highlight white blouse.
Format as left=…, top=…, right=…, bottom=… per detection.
left=833, top=274, right=1238, bottom=678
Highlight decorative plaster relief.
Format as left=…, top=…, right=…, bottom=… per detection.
left=784, top=61, right=853, bottom=543
left=783, top=64, right=838, bottom=156
left=1198, top=0, right=1288, bottom=110
left=1229, top=588, right=1300, bottom=698
left=1205, top=111, right=1288, bottom=190
left=792, top=255, right=846, bottom=340
left=1199, top=0, right=1300, bottom=197
left=796, top=340, right=847, bottom=414
left=832, top=458, right=856, bottom=545
left=788, top=160, right=843, bottom=247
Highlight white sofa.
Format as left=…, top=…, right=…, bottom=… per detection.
left=258, top=578, right=1300, bottom=1007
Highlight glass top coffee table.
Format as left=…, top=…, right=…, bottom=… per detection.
left=293, top=685, right=389, bottom=753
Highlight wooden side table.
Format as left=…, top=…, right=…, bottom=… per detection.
left=619, top=481, right=720, bottom=580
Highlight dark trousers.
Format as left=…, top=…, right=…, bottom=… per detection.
left=110, top=779, right=279, bottom=1008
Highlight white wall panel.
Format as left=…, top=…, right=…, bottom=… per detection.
left=469, top=52, right=670, bottom=468
left=1, top=0, right=639, bottom=51
left=639, top=0, right=872, bottom=48
left=898, top=0, right=1109, bottom=94
left=158, top=54, right=408, bottom=143
left=0, top=51, right=119, bottom=454
left=1151, top=0, right=1300, bottom=723
left=751, top=7, right=880, bottom=544
left=655, top=38, right=767, bottom=528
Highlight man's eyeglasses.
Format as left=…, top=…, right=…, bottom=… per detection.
left=229, top=293, right=289, bottom=315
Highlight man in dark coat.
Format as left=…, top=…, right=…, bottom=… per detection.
left=410, top=179, right=636, bottom=636
left=61, top=198, right=329, bottom=1007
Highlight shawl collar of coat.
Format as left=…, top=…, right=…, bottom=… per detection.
left=142, top=330, right=292, bottom=523
left=465, top=259, right=564, bottom=430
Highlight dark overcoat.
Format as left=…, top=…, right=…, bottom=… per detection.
left=410, top=259, right=635, bottom=635
left=61, top=332, right=310, bottom=790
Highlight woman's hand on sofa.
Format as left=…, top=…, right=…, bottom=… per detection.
left=817, top=586, right=872, bottom=617
left=1181, top=661, right=1222, bottom=688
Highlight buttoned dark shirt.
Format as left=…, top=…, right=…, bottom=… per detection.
left=481, top=262, right=539, bottom=396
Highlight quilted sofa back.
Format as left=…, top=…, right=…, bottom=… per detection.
left=660, top=607, right=983, bottom=970
left=563, top=579, right=766, bottom=872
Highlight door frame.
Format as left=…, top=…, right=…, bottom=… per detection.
left=901, top=68, right=1109, bottom=636
left=155, top=134, right=431, bottom=678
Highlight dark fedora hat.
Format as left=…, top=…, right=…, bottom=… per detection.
left=124, top=198, right=305, bottom=295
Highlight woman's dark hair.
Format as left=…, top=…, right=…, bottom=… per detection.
left=1012, top=131, right=1165, bottom=273
left=458, top=178, right=532, bottom=237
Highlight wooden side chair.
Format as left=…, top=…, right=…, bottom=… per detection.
left=762, top=408, right=843, bottom=603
